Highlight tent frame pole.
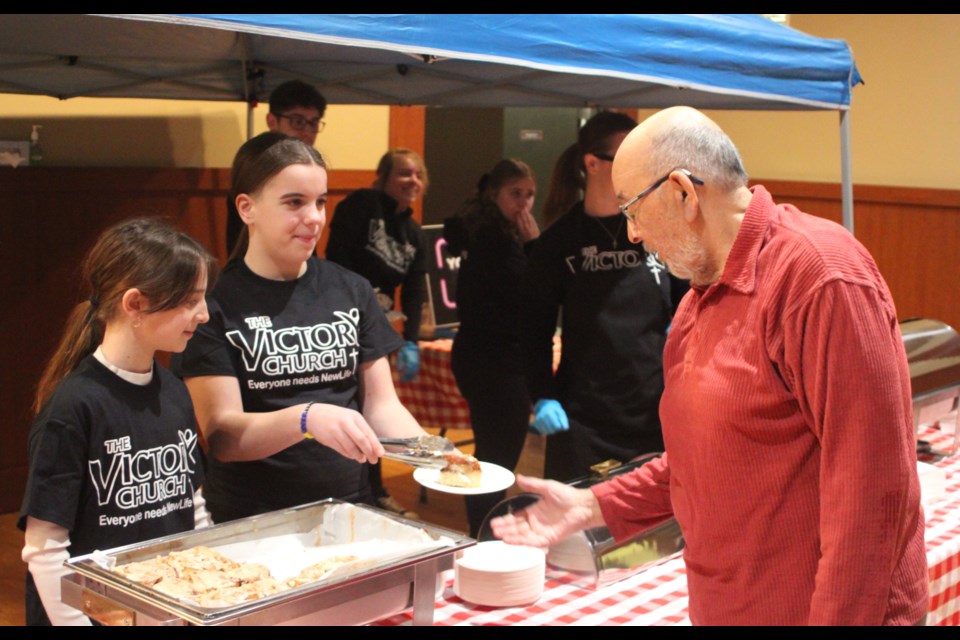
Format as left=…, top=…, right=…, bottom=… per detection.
left=840, top=110, right=854, bottom=235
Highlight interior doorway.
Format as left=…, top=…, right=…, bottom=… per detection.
left=423, top=107, right=583, bottom=226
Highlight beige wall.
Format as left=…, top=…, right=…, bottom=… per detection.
left=675, top=14, right=960, bottom=189
left=0, top=95, right=389, bottom=169
left=1, top=15, right=957, bottom=188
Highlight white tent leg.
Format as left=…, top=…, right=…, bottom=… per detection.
left=840, top=110, right=854, bottom=234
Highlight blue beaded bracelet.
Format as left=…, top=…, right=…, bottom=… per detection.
left=301, top=402, right=316, bottom=439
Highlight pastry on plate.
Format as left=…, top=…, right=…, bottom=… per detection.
left=438, top=452, right=482, bottom=488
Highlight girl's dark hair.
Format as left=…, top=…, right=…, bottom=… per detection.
left=541, top=110, right=636, bottom=227
left=228, top=132, right=327, bottom=261
left=372, top=148, right=430, bottom=194
left=446, top=159, right=534, bottom=255
left=34, top=218, right=217, bottom=413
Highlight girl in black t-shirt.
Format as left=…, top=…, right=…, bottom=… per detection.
left=176, top=134, right=434, bottom=523
left=19, top=218, right=216, bottom=625
left=446, top=159, right=540, bottom=536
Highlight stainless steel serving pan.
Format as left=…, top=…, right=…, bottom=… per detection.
left=62, top=499, right=474, bottom=626
left=901, top=318, right=960, bottom=456
left=478, top=453, right=683, bottom=590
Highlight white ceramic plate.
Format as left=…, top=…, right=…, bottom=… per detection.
left=413, top=461, right=515, bottom=495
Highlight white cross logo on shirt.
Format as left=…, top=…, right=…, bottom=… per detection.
left=646, top=253, right=666, bottom=285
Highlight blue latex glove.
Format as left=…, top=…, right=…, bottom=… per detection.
left=531, top=399, right=569, bottom=435
left=396, top=341, right=420, bottom=382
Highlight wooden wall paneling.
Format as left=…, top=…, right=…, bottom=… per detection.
left=388, top=106, right=427, bottom=224
left=760, top=179, right=960, bottom=332
left=857, top=201, right=960, bottom=329
left=1, top=171, right=41, bottom=516
left=384, top=105, right=427, bottom=319
left=0, top=166, right=377, bottom=513
left=389, top=106, right=426, bottom=158
left=0, top=167, right=232, bottom=514
left=2, top=169, right=957, bottom=514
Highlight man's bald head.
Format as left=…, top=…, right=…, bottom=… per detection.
left=613, top=107, right=752, bottom=286
left=614, top=107, right=748, bottom=195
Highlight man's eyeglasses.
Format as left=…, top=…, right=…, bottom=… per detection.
left=619, top=168, right=704, bottom=222
left=273, top=113, right=325, bottom=133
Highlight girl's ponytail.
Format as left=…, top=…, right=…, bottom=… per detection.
left=33, top=218, right=215, bottom=413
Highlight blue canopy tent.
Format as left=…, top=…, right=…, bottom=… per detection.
left=0, top=14, right=862, bottom=228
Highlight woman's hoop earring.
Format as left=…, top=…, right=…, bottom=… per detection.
left=133, top=317, right=142, bottom=329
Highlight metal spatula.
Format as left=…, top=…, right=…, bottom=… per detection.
left=380, top=434, right=455, bottom=468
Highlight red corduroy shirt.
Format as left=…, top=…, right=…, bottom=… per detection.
left=594, top=186, right=928, bottom=625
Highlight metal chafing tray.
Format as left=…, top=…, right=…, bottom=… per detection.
left=478, top=453, right=683, bottom=590
left=901, top=318, right=960, bottom=456
left=62, top=499, right=474, bottom=626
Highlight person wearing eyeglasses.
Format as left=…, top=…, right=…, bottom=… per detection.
left=266, top=79, right=327, bottom=146
left=521, top=111, right=688, bottom=483
left=324, top=148, right=429, bottom=520
left=226, top=80, right=328, bottom=255
left=494, top=106, right=928, bottom=626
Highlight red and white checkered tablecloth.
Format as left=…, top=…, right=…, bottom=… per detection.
left=376, top=422, right=960, bottom=626
left=921, top=422, right=960, bottom=626
left=375, top=555, right=690, bottom=627
left=392, top=339, right=471, bottom=432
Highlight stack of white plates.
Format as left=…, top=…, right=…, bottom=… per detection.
left=454, top=541, right=545, bottom=607
left=546, top=531, right=596, bottom=573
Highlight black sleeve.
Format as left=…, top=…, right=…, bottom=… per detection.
left=19, top=408, right=87, bottom=532
left=472, top=225, right=527, bottom=315
left=667, top=273, right=691, bottom=315
left=520, top=232, right=565, bottom=402
left=400, top=223, right=427, bottom=341
left=454, top=224, right=527, bottom=338
left=325, top=191, right=371, bottom=270
left=442, top=215, right=468, bottom=257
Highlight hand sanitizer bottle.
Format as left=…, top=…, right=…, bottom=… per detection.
left=29, top=125, right=43, bottom=166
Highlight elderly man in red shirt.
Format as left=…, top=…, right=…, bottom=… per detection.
left=492, top=106, right=928, bottom=625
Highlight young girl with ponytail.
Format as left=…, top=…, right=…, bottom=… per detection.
left=18, top=218, right=216, bottom=625
left=445, top=158, right=539, bottom=537
left=176, top=133, right=432, bottom=525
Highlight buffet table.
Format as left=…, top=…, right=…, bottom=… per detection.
left=378, top=423, right=960, bottom=626
left=377, top=554, right=690, bottom=626
left=392, top=337, right=562, bottom=433
left=391, top=339, right=470, bottom=432
left=921, top=424, right=960, bottom=626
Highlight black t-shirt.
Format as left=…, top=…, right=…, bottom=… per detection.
left=326, top=188, right=427, bottom=341
left=454, top=220, right=531, bottom=348
left=521, top=203, right=687, bottom=463
left=18, top=357, right=203, bottom=557
left=172, top=257, right=403, bottom=521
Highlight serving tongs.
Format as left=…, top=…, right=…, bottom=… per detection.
left=380, top=435, right=455, bottom=469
